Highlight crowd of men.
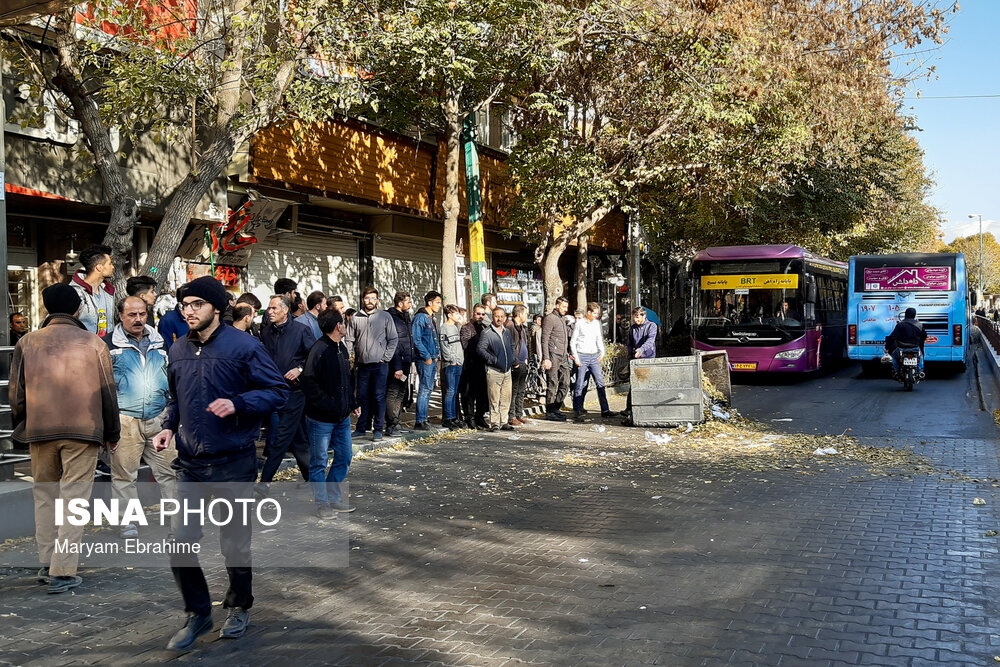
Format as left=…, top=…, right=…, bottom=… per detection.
left=8, top=243, right=659, bottom=652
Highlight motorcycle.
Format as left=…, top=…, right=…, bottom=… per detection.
left=889, top=346, right=924, bottom=391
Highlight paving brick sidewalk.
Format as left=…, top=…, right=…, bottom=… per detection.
left=2, top=414, right=999, bottom=666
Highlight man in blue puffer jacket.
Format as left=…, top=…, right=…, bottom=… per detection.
left=106, top=296, right=175, bottom=540
left=151, top=276, right=287, bottom=652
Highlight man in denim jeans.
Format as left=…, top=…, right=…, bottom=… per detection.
left=301, top=309, right=360, bottom=518
left=570, top=302, right=614, bottom=422
left=412, top=291, right=442, bottom=430
left=439, top=304, right=464, bottom=429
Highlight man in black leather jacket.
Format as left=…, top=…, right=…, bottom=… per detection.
left=884, top=307, right=927, bottom=376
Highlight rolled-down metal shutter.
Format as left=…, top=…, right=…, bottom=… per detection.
left=373, top=238, right=442, bottom=306
left=246, top=232, right=360, bottom=309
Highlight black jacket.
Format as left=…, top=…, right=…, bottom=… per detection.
left=477, top=324, right=515, bottom=373
left=387, top=307, right=415, bottom=374
left=163, top=324, right=288, bottom=464
left=261, top=317, right=318, bottom=388
left=541, top=310, right=569, bottom=362
left=301, top=336, right=357, bottom=423
left=885, top=318, right=927, bottom=353
left=461, top=321, right=486, bottom=367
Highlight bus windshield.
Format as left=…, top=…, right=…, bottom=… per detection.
left=696, top=288, right=803, bottom=328
left=693, top=259, right=803, bottom=329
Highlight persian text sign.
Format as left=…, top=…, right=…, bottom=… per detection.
left=863, top=267, right=950, bottom=291
left=700, top=274, right=799, bottom=290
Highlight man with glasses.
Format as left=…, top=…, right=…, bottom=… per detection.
left=345, top=287, right=398, bottom=441
left=152, top=276, right=287, bottom=652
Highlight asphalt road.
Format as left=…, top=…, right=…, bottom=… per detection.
left=731, top=356, right=994, bottom=440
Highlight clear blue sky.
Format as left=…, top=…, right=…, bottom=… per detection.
left=904, top=2, right=1000, bottom=243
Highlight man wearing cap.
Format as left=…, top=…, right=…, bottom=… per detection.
left=151, top=276, right=288, bottom=652
left=9, top=284, right=120, bottom=594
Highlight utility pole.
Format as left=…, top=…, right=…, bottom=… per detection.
left=969, top=213, right=984, bottom=302
left=462, top=116, right=486, bottom=306
left=628, top=209, right=641, bottom=311
left=0, top=49, right=10, bottom=347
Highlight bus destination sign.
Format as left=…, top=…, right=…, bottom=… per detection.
left=700, top=274, right=799, bottom=290
left=863, top=267, right=950, bottom=291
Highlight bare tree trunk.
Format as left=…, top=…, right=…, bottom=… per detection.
left=140, top=129, right=238, bottom=288
left=542, top=233, right=571, bottom=311
left=440, top=88, right=462, bottom=306
left=51, top=9, right=138, bottom=294
left=575, top=233, right=589, bottom=310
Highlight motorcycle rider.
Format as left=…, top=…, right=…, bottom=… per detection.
left=884, top=307, right=928, bottom=378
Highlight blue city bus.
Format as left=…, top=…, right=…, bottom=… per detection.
left=847, top=253, right=969, bottom=372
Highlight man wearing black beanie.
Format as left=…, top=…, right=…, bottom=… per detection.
left=10, top=283, right=120, bottom=594
left=151, top=276, right=288, bottom=651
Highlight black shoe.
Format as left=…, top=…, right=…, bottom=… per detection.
left=95, top=460, right=111, bottom=475
left=316, top=504, right=335, bottom=519
left=37, top=566, right=50, bottom=584
left=475, top=420, right=490, bottom=430
left=465, top=420, right=477, bottom=430
left=384, top=426, right=399, bottom=437
left=47, top=575, right=82, bottom=594
left=330, top=501, right=356, bottom=513
left=220, top=607, right=250, bottom=639
left=500, top=424, right=514, bottom=431
left=166, top=612, right=214, bottom=651
left=253, top=482, right=269, bottom=499
left=573, top=412, right=584, bottom=423
left=601, top=411, right=616, bottom=418
left=351, top=430, right=366, bottom=439
left=545, top=412, right=563, bottom=422
left=489, top=425, right=500, bottom=432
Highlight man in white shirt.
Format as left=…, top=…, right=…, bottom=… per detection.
left=570, top=302, right=613, bottom=421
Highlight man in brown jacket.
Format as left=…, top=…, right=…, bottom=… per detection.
left=541, top=296, right=571, bottom=421
left=10, top=284, right=121, bottom=594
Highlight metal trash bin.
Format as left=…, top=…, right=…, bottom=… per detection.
left=630, top=354, right=705, bottom=426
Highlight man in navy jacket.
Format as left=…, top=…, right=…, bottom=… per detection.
left=624, top=306, right=658, bottom=425
left=152, top=276, right=287, bottom=652
left=258, top=295, right=317, bottom=488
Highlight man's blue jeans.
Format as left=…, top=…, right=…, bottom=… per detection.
left=416, top=359, right=438, bottom=424
left=442, top=364, right=462, bottom=420
left=573, top=353, right=609, bottom=414
left=306, top=415, right=353, bottom=505
left=891, top=347, right=924, bottom=374
left=355, top=362, right=388, bottom=433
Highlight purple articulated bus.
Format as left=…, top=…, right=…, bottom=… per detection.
left=691, top=245, right=848, bottom=373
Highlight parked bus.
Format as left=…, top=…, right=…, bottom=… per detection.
left=847, top=252, right=968, bottom=372
left=691, top=245, right=848, bottom=373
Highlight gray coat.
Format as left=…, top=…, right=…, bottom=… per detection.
left=345, top=308, right=398, bottom=364
left=541, top=310, right=569, bottom=363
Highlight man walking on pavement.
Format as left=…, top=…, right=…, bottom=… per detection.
left=346, top=287, right=398, bottom=441
left=258, top=295, right=317, bottom=492
left=106, top=296, right=176, bottom=540
left=384, top=291, right=414, bottom=437
left=10, top=284, right=120, bottom=594
left=506, top=304, right=532, bottom=426
left=570, top=302, right=614, bottom=421
left=301, top=308, right=360, bottom=518
left=151, top=276, right=288, bottom=651
left=541, top=296, right=571, bottom=421
left=460, top=304, right=490, bottom=429
left=412, top=290, right=442, bottom=430
left=478, top=307, right=516, bottom=432
left=623, top=307, right=658, bottom=425
left=70, top=244, right=116, bottom=338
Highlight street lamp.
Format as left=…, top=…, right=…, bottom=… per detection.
left=969, top=214, right=983, bottom=302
